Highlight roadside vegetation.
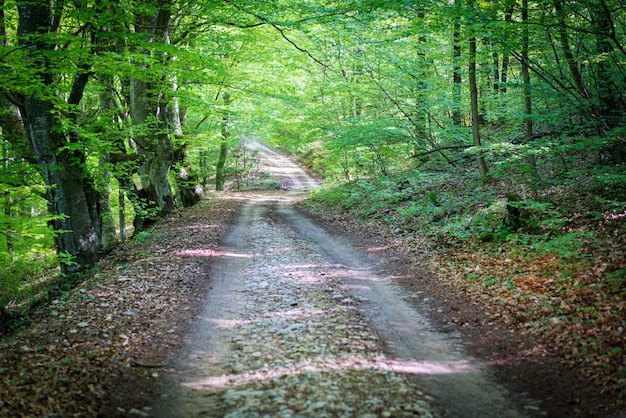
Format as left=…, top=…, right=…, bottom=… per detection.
left=302, top=142, right=626, bottom=402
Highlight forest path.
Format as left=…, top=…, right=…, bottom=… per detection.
left=157, top=144, right=542, bottom=417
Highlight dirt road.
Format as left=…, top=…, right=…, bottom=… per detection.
left=157, top=144, right=543, bottom=417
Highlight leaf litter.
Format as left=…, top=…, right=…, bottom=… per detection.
left=302, top=201, right=625, bottom=418
left=1, top=187, right=624, bottom=417
left=0, top=197, right=241, bottom=417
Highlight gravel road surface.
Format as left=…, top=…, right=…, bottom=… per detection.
left=156, top=143, right=543, bottom=418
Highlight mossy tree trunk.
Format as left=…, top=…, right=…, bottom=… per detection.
left=16, top=2, right=102, bottom=275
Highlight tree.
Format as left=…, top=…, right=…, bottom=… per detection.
left=521, top=0, right=537, bottom=178
left=128, top=0, right=176, bottom=228
left=1, top=0, right=624, bottom=285
left=468, top=0, right=489, bottom=182
left=215, top=92, right=231, bottom=191
left=452, top=1, right=463, bottom=127
left=11, top=1, right=102, bottom=275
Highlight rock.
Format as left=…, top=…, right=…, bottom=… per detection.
left=306, top=401, right=328, bottom=411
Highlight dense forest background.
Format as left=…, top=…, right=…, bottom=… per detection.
left=1, top=0, right=625, bottom=398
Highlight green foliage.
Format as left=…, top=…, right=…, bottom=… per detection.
left=309, top=154, right=622, bottom=259
left=530, top=231, right=593, bottom=260
left=132, top=230, right=153, bottom=245
left=0, top=177, right=65, bottom=314
left=0, top=0, right=625, bottom=339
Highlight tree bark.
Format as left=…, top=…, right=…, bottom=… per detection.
left=169, top=74, right=184, bottom=136
left=99, top=157, right=118, bottom=249
left=500, top=4, right=515, bottom=94
left=469, top=27, right=489, bottom=182
left=118, top=190, right=127, bottom=242
left=588, top=1, right=623, bottom=128
left=522, top=0, right=538, bottom=177
left=452, top=3, right=462, bottom=126
left=492, top=48, right=500, bottom=92
left=16, top=2, right=102, bottom=275
left=553, top=0, right=591, bottom=101
left=2, top=139, right=13, bottom=252
left=18, top=101, right=102, bottom=274
left=215, top=92, right=231, bottom=192
left=129, top=2, right=176, bottom=224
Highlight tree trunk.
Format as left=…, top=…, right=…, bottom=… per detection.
left=118, top=189, right=127, bottom=242
left=3, top=196, right=13, bottom=253
left=169, top=74, right=184, bottom=136
left=588, top=1, right=623, bottom=129
left=500, top=3, right=515, bottom=94
left=2, top=137, right=13, bottom=251
left=0, top=99, right=31, bottom=161
left=174, top=143, right=202, bottom=207
left=17, top=2, right=102, bottom=275
left=99, top=157, right=118, bottom=249
left=19, top=100, right=102, bottom=274
left=215, top=141, right=228, bottom=192
left=553, top=0, right=591, bottom=101
left=469, top=30, right=489, bottom=182
left=100, top=75, right=150, bottom=233
left=342, top=147, right=350, bottom=181
left=452, top=4, right=462, bottom=126
left=492, top=48, right=500, bottom=92
left=215, top=92, right=231, bottom=191
left=129, top=77, right=151, bottom=190
left=522, top=0, right=538, bottom=177
left=128, top=2, right=176, bottom=227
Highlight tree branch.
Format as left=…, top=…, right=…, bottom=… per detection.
left=271, top=24, right=328, bottom=69
left=411, top=145, right=471, bottom=158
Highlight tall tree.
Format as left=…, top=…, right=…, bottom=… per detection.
left=468, top=1, right=489, bottom=182
left=587, top=1, right=624, bottom=130
left=452, top=1, right=463, bottom=127
left=215, top=92, right=231, bottom=192
left=521, top=0, right=537, bottom=177
left=13, top=0, right=102, bottom=274
left=129, top=0, right=176, bottom=228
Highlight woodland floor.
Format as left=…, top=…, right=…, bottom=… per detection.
left=0, top=192, right=623, bottom=417
left=0, top=148, right=624, bottom=417
left=303, top=206, right=626, bottom=418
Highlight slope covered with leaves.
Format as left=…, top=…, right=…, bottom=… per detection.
left=302, top=157, right=626, bottom=413
left=0, top=197, right=242, bottom=417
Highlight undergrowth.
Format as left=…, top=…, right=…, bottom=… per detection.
left=304, top=157, right=626, bottom=398
left=0, top=225, right=162, bottom=337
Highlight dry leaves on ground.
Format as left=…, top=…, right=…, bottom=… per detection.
left=0, top=197, right=242, bottom=418
left=302, top=202, right=626, bottom=415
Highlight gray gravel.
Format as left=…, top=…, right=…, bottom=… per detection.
left=158, top=202, right=440, bottom=417
left=155, top=143, right=542, bottom=418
